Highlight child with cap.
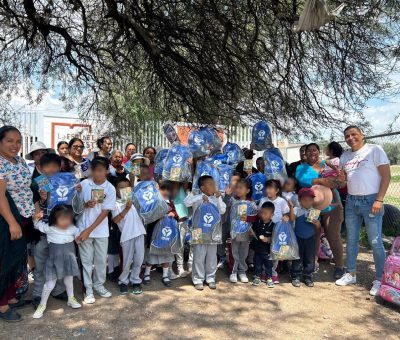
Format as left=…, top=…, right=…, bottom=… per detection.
left=287, top=187, right=321, bottom=288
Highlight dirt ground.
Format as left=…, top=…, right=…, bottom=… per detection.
left=1, top=247, right=399, bottom=340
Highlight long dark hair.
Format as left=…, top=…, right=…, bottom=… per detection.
left=0, top=126, right=20, bottom=141
left=96, top=136, right=111, bottom=149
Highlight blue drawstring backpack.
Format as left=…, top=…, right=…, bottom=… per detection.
left=162, top=143, right=192, bottom=182
left=206, top=153, right=228, bottom=166
left=188, top=129, right=211, bottom=158
left=163, top=123, right=179, bottom=144
left=191, top=202, right=222, bottom=244
left=230, top=200, right=258, bottom=241
left=48, top=173, right=78, bottom=211
left=150, top=216, right=181, bottom=255
left=216, top=163, right=233, bottom=193
left=154, top=148, right=169, bottom=181
left=223, top=142, right=245, bottom=166
left=248, top=172, right=267, bottom=203
left=192, top=160, right=220, bottom=194
left=133, top=181, right=169, bottom=224
left=203, top=127, right=222, bottom=153
left=263, top=148, right=288, bottom=184
left=252, top=121, right=273, bottom=151
left=271, top=221, right=299, bottom=260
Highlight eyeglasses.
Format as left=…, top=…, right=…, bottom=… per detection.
left=72, top=145, right=84, bottom=149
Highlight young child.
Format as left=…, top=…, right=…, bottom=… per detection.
left=112, top=177, right=146, bottom=295
left=126, top=153, right=150, bottom=187
left=184, top=175, right=226, bottom=290
left=31, top=153, right=67, bottom=309
left=229, top=179, right=255, bottom=284
left=32, top=205, right=81, bottom=319
left=76, top=157, right=116, bottom=304
left=288, top=188, right=321, bottom=287
left=143, top=181, right=177, bottom=287
left=258, top=179, right=290, bottom=284
left=251, top=202, right=275, bottom=288
left=322, top=141, right=343, bottom=177
left=282, top=177, right=299, bottom=208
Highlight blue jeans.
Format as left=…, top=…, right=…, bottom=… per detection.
left=254, top=252, right=273, bottom=278
left=345, top=194, right=386, bottom=280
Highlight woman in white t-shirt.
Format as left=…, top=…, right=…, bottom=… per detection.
left=335, top=126, right=391, bottom=297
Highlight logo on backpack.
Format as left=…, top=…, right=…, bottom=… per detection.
left=194, top=135, right=203, bottom=145
left=270, top=160, right=282, bottom=172
left=161, top=226, right=172, bottom=240
left=254, top=182, right=263, bottom=192
left=278, top=232, right=287, bottom=244
left=223, top=173, right=230, bottom=181
left=258, top=130, right=266, bottom=138
left=143, top=190, right=154, bottom=203
left=203, top=213, right=214, bottom=226
left=56, top=186, right=69, bottom=200
left=213, top=160, right=222, bottom=165
left=172, top=154, right=183, bottom=164
left=227, top=151, right=234, bottom=160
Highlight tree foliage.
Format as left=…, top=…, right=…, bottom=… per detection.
left=1, top=1, right=400, bottom=135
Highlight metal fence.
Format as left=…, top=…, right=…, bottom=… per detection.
left=353, top=131, right=400, bottom=209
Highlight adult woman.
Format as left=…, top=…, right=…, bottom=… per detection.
left=143, top=146, right=156, bottom=179
left=108, top=150, right=129, bottom=184
left=295, top=143, right=345, bottom=279
left=67, top=138, right=90, bottom=179
left=123, top=143, right=136, bottom=165
left=335, top=126, right=390, bottom=296
left=88, top=136, right=113, bottom=161
left=57, top=141, right=69, bottom=157
left=0, top=126, right=35, bottom=322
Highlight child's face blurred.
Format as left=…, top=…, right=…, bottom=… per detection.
left=92, top=165, right=108, bottom=183
left=283, top=178, right=296, bottom=193
left=230, top=175, right=240, bottom=190
left=169, top=182, right=180, bottom=199
left=132, top=159, right=143, bottom=165
left=235, top=182, right=250, bottom=199
left=57, top=214, right=73, bottom=229
left=325, top=147, right=332, bottom=157
left=41, top=163, right=61, bottom=177
left=259, top=208, right=274, bottom=223
left=300, top=196, right=314, bottom=209
left=266, top=185, right=279, bottom=199
left=116, top=181, right=129, bottom=198
left=32, top=150, right=48, bottom=166
left=201, top=178, right=216, bottom=196
left=160, top=188, right=170, bottom=200
left=139, top=167, right=151, bottom=181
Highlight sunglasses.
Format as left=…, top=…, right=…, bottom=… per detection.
left=72, top=145, right=84, bottom=149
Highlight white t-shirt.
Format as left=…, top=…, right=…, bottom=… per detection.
left=340, top=144, right=389, bottom=196
left=258, top=196, right=290, bottom=223
left=76, top=178, right=116, bottom=238
left=34, top=220, right=79, bottom=244
left=112, top=201, right=146, bottom=243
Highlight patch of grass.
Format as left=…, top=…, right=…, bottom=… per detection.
left=390, top=175, right=400, bottom=183
left=385, top=195, right=400, bottom=209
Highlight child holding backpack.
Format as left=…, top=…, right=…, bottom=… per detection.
left=184, top=175, right=226, bottom=290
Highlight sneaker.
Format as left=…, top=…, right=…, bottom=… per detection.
left=335, top=273, right=356, bottom=286
left=217, top=260, right=225, bottom=270
left=304, top=278, right=314, bottom=287
left=132, top=284, right=143, bottom=295
left=32, top=304, right=46, bottom=319
left=229, top=273, right=238, bottom=283
left=67, top=297, right=82, bottom=309
left=168, top=268, right=178, bottom=280
left=333, top=267, right=345, bottom=280
left=194, top=283, right=204, bottom=290
left=369, top=280, right=381, bottom=296
left=0, top=308, right=22, bottom=322
left=272, top=275, right=280, bottom=284
left=260, top=273, right=267, bottom=283
left=83, top=294, right=95, bottom=304
left=208, top=282, right=217, bottom=290
left=119, top=283, right=128, bottom=295
left=266, top=278, right=274, bottom=288
left=252, top=277, right=261, bottom=286
left=95, top=286, right=112, bottom=298
left=291, top=279, right=301, bottom=287
left=239, top=274, right=249, bottom=283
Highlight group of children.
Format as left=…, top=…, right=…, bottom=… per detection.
left=30, top=152, right=323, bottom=320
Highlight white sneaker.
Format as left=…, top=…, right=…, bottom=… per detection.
left=229, top=274, right=238, bottom=283
left=83, top=294, right=96, bottom=304
left=95, top=286, right=112, bottom=298
left=67, top=296, right=82, bottom=309
left=369, top=280, right=381, bottom=296
left=239, top=274, right=249, bottom=283
left=168, top=268, right=179, bottom=280
left=335, top=273, right=356, bottom=286
left=33, top=304, right=46, bottom=319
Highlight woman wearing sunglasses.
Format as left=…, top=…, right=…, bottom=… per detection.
left=67, top=138, right=91, bottom=179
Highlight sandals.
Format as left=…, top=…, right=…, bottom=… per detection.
left=161, top=277, right=172, bottom=287
left=143, top=275, right=151, bottom=286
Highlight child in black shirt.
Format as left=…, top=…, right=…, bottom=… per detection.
left=250, top=202, right=275, bottom=287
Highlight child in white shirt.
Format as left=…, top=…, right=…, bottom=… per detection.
left=184, top=175, right=226, bottom=290
left=282, top=177, right=299, bottom=208
left=112, top=177, right=146, bottom=295
left=76, top=157, right=116, bottom=304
